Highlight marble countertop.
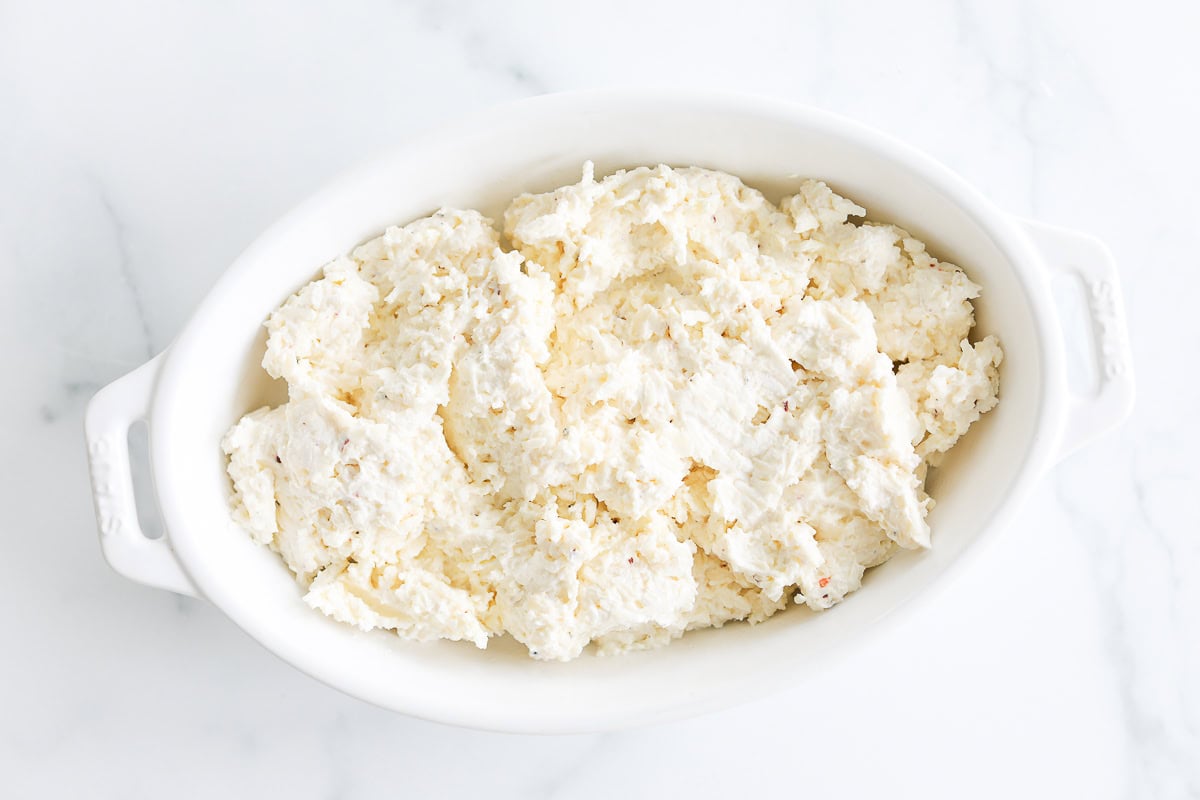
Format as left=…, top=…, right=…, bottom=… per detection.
left=2, top=1, right=1196, bottom=797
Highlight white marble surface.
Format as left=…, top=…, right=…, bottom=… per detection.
left=2, top=1, right=1196, bottom=797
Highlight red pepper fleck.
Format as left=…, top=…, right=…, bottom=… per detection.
left=783, top=400, right=789, bottom=412
left=628, top=557, right=635, bottom=564
left=819, top=577, right=830, bottom=588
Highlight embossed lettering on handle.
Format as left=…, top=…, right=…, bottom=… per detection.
left=89, top=435, right=124, bottom=538
left=1087, top=279, right=1131, bottom=381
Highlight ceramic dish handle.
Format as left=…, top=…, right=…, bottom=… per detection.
left=85, top=353, right=198, bottom=597
left=1021, top=219, right=1135, bottom=461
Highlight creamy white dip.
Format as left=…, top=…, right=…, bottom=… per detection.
left=223, top=164, right=1002, bottom=660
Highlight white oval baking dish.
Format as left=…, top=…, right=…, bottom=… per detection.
left=85, top=91, right=1134, bottom=733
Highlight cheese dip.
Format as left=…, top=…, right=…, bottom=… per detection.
left=223, top=164, right=1002, bottom=661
